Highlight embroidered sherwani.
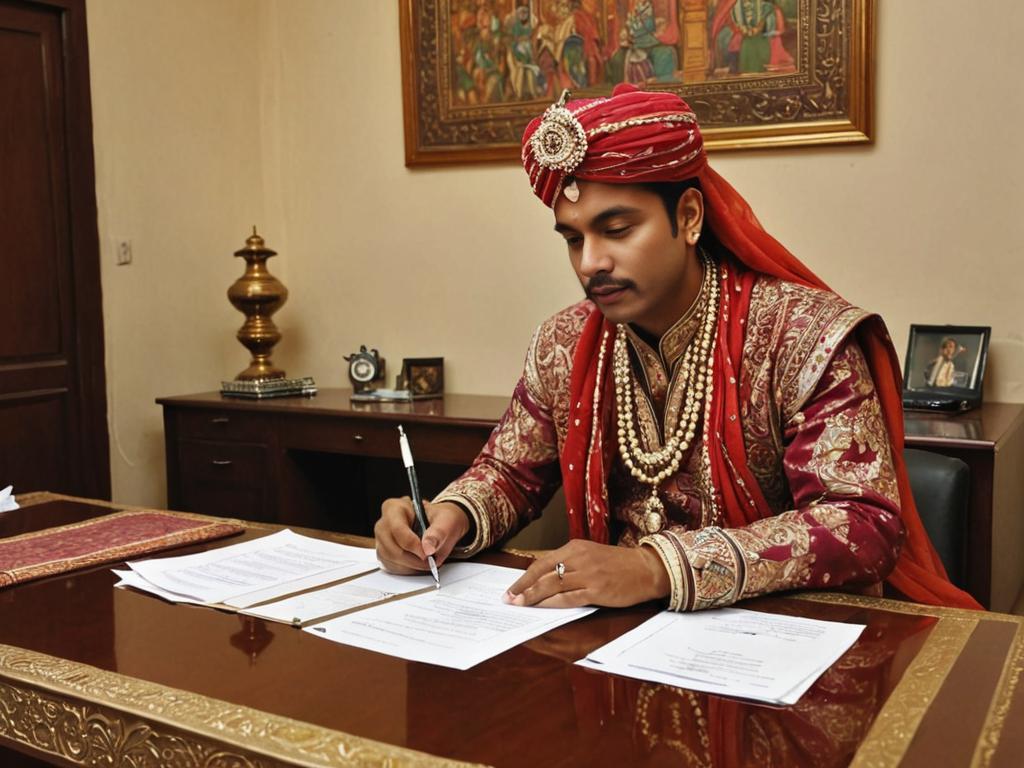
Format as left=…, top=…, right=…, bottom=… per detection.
left=435, top=275, right=905, bottom=611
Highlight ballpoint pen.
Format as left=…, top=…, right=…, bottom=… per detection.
left=398, top=425, right=440, bottom=588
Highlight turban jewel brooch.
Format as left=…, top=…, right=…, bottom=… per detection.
left=529, top=90, right=587, bottom=175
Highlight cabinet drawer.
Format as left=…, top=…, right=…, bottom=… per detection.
left=280, top=416, right=490, bottom=464
left=174, top=408, right=272, bottom=443
left=281, top=417, right=398, bottom=458
left=177, top=439, right=271, bottom=521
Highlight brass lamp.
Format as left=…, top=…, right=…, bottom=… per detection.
left=228, top=227, right=288, bottom=380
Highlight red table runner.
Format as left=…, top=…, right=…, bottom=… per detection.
left=0, top=510, right=243, bottom=588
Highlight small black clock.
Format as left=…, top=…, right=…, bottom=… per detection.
left=344, top=345, right=385, bottom=393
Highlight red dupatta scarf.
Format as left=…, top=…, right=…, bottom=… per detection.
left=558, top=166, right=981, bottom=610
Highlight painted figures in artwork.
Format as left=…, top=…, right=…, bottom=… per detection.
left=505, top=3, right=545, bottom=99
left=711, top=0, right=794, bottom=75
left=449, top=0, right=797, bottom=105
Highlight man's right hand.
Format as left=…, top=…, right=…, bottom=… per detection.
left=374, top=498, right=471, bottom=575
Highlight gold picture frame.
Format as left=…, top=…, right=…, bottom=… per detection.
left=400, top=0, right=875, bottom=165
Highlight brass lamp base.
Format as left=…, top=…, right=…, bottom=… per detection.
left=228, top=227, right=288, bottom=381
left=221, top=376, right=317, bottom=399
left=236, top=360, right=286, bottom=382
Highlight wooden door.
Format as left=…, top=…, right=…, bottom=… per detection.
left=0, top=0, right=109, bottom=499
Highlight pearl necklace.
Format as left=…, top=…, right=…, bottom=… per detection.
left=613, top=253, right=719, bottom=527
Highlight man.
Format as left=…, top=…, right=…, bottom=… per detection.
left=375, top=84, right=979, bottom=612
left=925, top=337, right=966, bottom=388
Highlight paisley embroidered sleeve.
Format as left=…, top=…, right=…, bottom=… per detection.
left=642, top=339, right=905, bottom=611
left=433, top=326, right=565, bottom=557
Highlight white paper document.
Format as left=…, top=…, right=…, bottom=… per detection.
left=221, top=562, right=384, bottom=610
left=240, top=562, right=490, bottom=625
left=0, top=485, right=18, bottom=513
left=112, top=568, right=210, bottom=605
left=124, top=529, right=378, bottom=605
left=578, top=608, right=864, bottom=705
left=306, top=564, right=596, bottom=670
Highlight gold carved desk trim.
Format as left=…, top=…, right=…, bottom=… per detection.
left=850, top=614, right=977, bottom=767
left=973, top=620, right=1024, bottom=766
left=798, top=592, right=1024, bottom=768
left=0, top=643, right=478, bottom=768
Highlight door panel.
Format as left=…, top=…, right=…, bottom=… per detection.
left=0, top=394, right=69, bottom=491
left=0, top=22, right=65, bottom=359
left=0, top=0, right=109, bottom=499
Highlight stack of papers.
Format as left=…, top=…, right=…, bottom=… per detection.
left=114, top=531, right=596, bottom=670
left=114, top=529, right=379, bottom=613
left=577, top=608, right=864, bottom=705
left=0, top=486, right=18, bottom=512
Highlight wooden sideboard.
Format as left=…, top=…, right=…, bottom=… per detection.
left=158, top=389, right=509, bottom=537
left=904, top=402, right=1024, bottom=611
left=160, top=392, right=1024, bottom=610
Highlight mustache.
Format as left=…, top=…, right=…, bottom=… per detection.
left=585, top=274, right=636, bottom=299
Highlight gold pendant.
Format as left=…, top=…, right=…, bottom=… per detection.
left=643, top=491, right=665, bottom=534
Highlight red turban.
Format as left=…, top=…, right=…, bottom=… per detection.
left=522, top=84, right=981, bottom=610
left=522, top=84, right=706, bottom=205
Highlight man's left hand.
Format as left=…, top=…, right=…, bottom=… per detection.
left=503, top=539, right=670, bottom=608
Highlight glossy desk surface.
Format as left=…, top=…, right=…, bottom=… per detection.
left=1, top=494, right=1022, bottom=767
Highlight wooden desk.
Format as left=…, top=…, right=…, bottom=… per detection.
left=1, top=494, right=1022, bottom=767
left=158, top=389, right=509, bottom=535
left=904, top=402, right=1024, bottom=611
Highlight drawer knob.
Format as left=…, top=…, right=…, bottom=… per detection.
left=211, top=459, right=233, bottom=467
left=210, top=417, right=230, bottom=424
left=353, top=434, right=365, bottom=442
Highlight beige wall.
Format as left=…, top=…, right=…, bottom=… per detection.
left=88, top=0, right=267, bottom=506
left=89, top=0, right=1024, bottom=507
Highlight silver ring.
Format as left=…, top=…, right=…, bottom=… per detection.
left=555, top=561, right=566, bottom=580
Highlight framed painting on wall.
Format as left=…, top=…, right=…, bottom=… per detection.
left=399, top=0, right=875, bottom=165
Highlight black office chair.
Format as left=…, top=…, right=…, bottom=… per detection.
left=903, top=448, right=969, bottom=588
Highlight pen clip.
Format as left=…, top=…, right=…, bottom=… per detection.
left=397, top=425, right=414, bottom=468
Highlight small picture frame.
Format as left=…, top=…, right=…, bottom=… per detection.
left=400, top=357, right=444, bottom=398
left=904, top=325, right=991, bottom=397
